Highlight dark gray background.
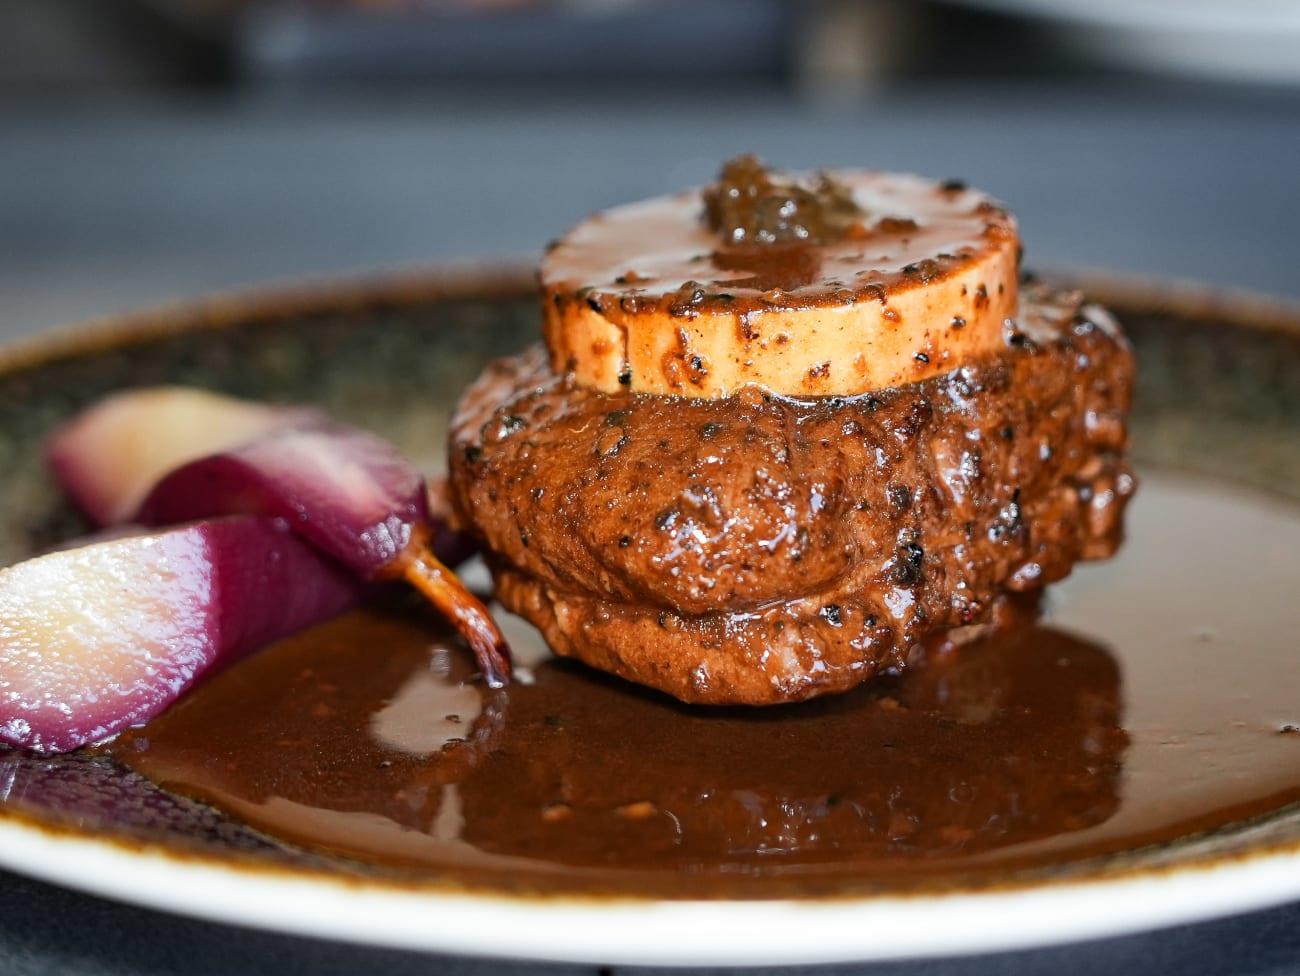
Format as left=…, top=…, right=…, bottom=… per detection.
left=3, top=83, right=1299, bottom=343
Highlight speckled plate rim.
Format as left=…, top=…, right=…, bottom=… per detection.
left=6, top=813, right=1300, bottom=967
left=0, top=266, right=1299, bottom=967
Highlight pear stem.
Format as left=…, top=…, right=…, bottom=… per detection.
left=396, top=541, right=511, bottom=688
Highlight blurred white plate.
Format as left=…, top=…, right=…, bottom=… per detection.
left=947, top=0, right=1300, bottom=82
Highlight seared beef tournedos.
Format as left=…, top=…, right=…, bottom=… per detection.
left=449, top=157, right=1135, bottom=705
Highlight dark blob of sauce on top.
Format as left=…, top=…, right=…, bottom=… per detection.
left=110, top=475, right=1300, bottom=898
left=543, top=161, right=1014, bottom=317
left=702, top=154, right=867, bottom=247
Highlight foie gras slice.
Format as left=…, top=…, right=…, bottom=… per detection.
left=541, top=166, right=1020, bottom=398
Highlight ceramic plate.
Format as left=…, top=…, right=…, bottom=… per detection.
left=0, top=269, right=1297, bottom=966
left=946, top=0, right=1300, bottom=82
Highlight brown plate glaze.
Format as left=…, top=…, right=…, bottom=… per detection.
left=0, top=268, right=1297, bottom=966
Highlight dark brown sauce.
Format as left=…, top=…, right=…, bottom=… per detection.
left=110, top=474, right=1300, bottom=897
left=701, top=155, right=866, bottom=247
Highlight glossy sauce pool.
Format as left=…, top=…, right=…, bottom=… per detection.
left=109, top=473, right=1300, bottom=898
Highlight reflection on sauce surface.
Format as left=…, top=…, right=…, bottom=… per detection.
left=109, top=474, right=1300, bottom=897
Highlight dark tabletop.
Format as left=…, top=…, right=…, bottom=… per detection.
left=1, top=81, right=1299, bottom=974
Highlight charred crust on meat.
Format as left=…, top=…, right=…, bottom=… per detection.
left=1003, top=320, right=1037, bottom=350
left=891, top=542, right=925, bottom=585
left=596, top=429, right=628, bottom=457
left=887, top=484, right=912, bottom=512
left=893, top=399, right=934, bottom=440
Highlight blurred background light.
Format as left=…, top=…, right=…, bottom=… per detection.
left=0, top=0, right=1297, bottom=340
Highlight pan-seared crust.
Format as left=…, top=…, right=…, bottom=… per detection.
left=449, top=287, right=1136, bottom=705
left=542, top=173, right=1019, bottom=398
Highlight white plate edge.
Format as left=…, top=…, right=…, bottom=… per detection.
left=2, top=814, right=1299, bottom=966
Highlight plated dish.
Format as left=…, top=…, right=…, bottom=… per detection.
left=0, top=267, right=1297, bottom=965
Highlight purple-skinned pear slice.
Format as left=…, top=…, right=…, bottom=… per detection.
left=134, top=421, right=511, bottom=688
left=46, top=387, right=504, bottom=683
left=0, top=517, right=361, bottom=754
left=46, top=387, right=323, bottom=527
